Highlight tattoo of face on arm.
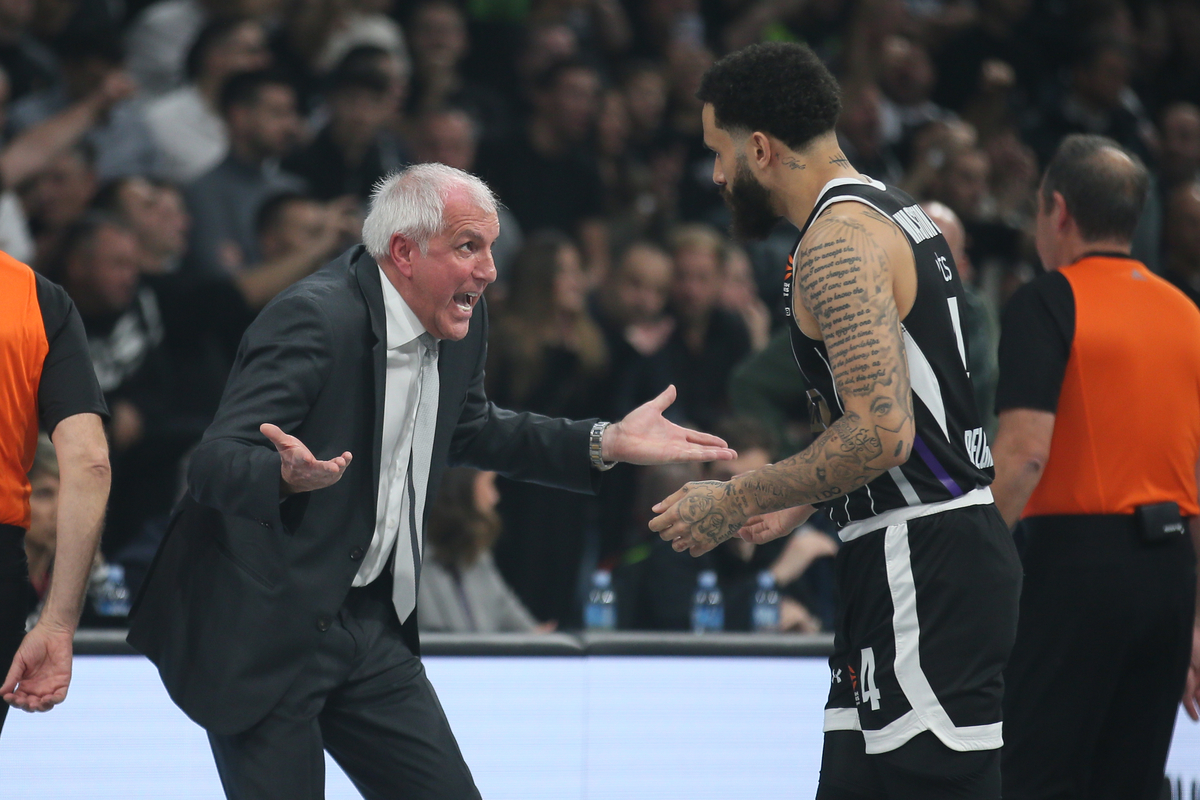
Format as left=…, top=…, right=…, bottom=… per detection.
left=732, top=208, right=916, bottom=515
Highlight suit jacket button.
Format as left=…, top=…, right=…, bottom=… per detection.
left=316, top=616, right=332, bottom=632
left=349, top=547, right=364, bottom=561
left=259, top=519, right=271, bottom=529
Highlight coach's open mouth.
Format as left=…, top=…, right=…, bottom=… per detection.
left=453, top=292, right=480, bottom=313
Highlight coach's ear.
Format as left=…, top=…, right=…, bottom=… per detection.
left=388, top=232, right=419, bottom=279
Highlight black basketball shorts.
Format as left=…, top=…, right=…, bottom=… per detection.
left=822, top=502, right=1022, bottom=756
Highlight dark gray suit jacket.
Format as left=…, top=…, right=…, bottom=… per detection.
left=127, top=246, right=598, bottom=735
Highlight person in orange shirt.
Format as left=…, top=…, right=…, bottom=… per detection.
left=0, top=251, right=109, bottom=732
left=991, top=134, right=1200, bottom=800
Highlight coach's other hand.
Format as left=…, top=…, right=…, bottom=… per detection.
left=261, top=423, right=353, bottom=496
left=601, top=386, right=737, bottom=465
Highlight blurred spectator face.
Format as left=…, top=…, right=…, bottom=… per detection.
left=204, top=20, right=270, bottom=84
left=1073, top=45, right=1131, bottom=111
left=31, top=149, right=97, bottom=230
left=416, top=109, right=477, bottom=170
left=330, top=84, right=393, bottom=141
left=720, top=247, right=758, bottom=311
left=229, top=83, right=301, bottom=160
left=611, top=244, right=672, bottom=325
left=118, top=179, right=190, bottom=265
left=519, top=24, right=578, bottom=83
left=672, top=243, right=722, bottom=323
left=473, top=470, right=500, bottom=514
left=0, top=0, right=32, bottom=34
left=552, top=242, right=587, bottom=314
left=538, top=65, right=600, bottom=144
left=879, top=36, right=935, bottom=106
left=153, top=186, right=190, bottom=259
left=410, top=1, right=468, bottom=72
left=935, top=149, right=990, bottom=221
left=597, top=90, right=630, bottom=158
left=26, top=468, right=58, bottom=560
left=1165, top=183, right=1200, bottom=271
left=624, top=68, right=666, bottom=136
left=1161, top=103, right=1200, bottom=186
left=838, top=83, right=884, bottom=160
left=66, top=224, right=141, bottom=314
left=259, top=197, right=329, bottom=262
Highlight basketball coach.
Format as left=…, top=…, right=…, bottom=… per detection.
left=127, top=163, right=735, bottom=799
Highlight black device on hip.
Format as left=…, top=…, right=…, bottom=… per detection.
left=1134, top=501, right=1185, bottom=542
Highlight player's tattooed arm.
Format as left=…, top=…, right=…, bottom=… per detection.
left=650, top=206, right=916, bottom=555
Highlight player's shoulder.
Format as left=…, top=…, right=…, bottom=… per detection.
left=799, top=200, right=904, bottom=254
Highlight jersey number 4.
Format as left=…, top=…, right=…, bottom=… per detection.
left=860, top=647, right=882, bottom=711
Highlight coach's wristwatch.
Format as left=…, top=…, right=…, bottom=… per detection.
left=590, top=421, right=617, bottom=471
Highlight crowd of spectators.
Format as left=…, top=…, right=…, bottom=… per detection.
left=9, top=0, right=1200, bottom=631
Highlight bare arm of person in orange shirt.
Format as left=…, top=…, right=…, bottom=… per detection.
left=2, top=413, right=109, bottom=712
left=1183, top=456, right=1200, bottom=722
left=990, top=409, right=1056, bottom=528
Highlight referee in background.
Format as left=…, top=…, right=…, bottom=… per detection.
left=0, top=250, right=109, bottom=731
left=991, top=134, right=1200, bottom=800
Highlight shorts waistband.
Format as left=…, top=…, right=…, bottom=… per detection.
left=837, top=486, right=995, bottom=543
left=0, top=524, right=24, bottom=538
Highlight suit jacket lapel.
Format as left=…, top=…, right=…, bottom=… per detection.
left=352, top=247, right=387, bottom=497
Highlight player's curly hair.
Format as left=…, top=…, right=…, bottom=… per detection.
left=696, top=42, right=842, bottom=152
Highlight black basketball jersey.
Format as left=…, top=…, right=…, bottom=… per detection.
left=784, top=178, right=993, bottom=528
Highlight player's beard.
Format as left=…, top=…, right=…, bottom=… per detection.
left=722, top=155, right=781, bottom=241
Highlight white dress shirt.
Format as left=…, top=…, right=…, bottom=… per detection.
left=352, top=267, right=438, bottom=587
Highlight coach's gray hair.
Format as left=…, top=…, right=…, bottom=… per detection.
left=362, top=163, right=498, bottom=260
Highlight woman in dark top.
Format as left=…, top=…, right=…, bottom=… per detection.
left=486, top=232, right=612, bottom=627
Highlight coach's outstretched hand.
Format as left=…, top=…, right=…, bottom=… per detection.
left=261, top=423, right=353, bottom=496
left=602, top=386, right=737, bottom=465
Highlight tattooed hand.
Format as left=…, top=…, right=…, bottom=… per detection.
left=649, top=480, right=753, bottom=557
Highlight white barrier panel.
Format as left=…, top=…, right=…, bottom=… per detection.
left=2, top=655, right=1197, bottom=799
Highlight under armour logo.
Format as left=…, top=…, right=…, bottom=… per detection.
left=831, top=669, right=842, bottom=684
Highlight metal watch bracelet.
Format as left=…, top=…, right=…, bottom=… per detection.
left=590, top=421, right=617, bottom=471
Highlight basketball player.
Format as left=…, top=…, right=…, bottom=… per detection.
left=649, top=42, right=1021, bottom=799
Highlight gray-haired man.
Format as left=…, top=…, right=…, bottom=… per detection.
left=128, top=163, right=736, bottom=798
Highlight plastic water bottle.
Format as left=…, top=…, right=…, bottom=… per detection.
left=752, top=570, right=781, bottom=632
left=691, top=570, right=724, bottom=633
left=585, top=570, right=617, bottom=630
left=91, top=563, right=132, bottom=618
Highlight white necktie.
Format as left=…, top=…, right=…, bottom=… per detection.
left=392, top=333, right=439, bottom=622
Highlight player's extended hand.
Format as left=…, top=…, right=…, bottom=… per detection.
left=738, top=505, right=817, bottom=545
left=1, top=622, right=74, bottom=712
left=649, top=479, right=749, bottom=557
left=1184, top=624, right=1200, bottom=721
left=602, top=386, right=736, bottom=465
left=261, top=423, right=352, bottom=496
